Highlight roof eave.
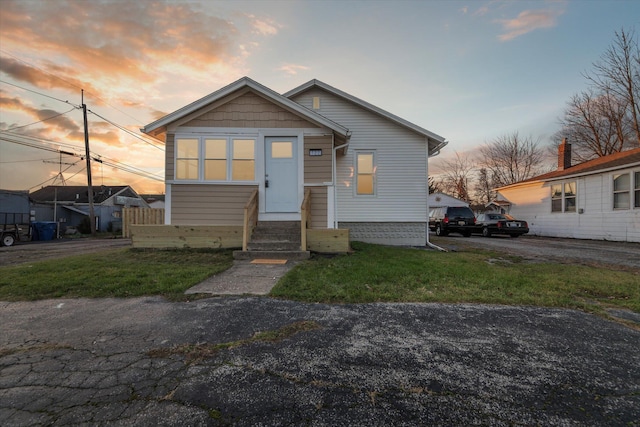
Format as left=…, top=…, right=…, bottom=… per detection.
left=285, top=79, right=447, bottom=144
left=142, top=77, right=349, bottom=139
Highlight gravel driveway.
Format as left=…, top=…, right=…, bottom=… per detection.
left=430, top=234, right=640, bottom=272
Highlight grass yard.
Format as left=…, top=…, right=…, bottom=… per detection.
left=270, top=242, right=640, bottom=315
left=0, top=242, right=638, bottom=318
left=0, top=248, right=234, bottom=301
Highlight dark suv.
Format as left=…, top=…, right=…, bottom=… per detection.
left=428, top=206, right=476, bottom=237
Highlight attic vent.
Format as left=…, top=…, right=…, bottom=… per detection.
left=312, top=96, right=320, bottom=109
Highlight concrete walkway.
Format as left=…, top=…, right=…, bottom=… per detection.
left=185, top=259, right=298, bottom=295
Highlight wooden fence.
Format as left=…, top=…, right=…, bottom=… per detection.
left=122, top=208, right=164, bottom=238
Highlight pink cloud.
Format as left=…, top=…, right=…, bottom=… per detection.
left=497, top=8, right=564, bottom=41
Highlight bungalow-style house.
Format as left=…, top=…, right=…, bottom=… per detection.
left=30, top=185, right=149, bottom=233
left=141, top=77, right=447, bottom=255
left=493, top=140, right=640, bottom=242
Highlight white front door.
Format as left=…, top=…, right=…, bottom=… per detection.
left=265, top=137, right=298, bottom=213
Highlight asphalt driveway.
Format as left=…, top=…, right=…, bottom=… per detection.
left=1, top=297, right=639, bottom=426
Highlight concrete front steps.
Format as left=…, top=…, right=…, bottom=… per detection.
left=233, top=221, right=310, bottom=260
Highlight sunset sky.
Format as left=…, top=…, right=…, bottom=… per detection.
left=1, top=0, right=639, bottom=195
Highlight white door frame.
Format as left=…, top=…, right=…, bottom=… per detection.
left=258, top=131, right=304, bottom=221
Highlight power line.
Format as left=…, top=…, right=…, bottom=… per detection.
left=88, top=109, right=164, bottom=151
left=5, top=106, right=78, bottom=131
left=0, top=79, right=80, bottom=108
left=1, top=133, right=164, bottom=183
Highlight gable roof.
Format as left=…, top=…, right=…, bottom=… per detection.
left=30, top=185, right=134, bottom=204
left=284, top=79, right=448, bottom=155
left=141, top=77, right=350, bottom=140
left=497, top=147, right=640, bottom=190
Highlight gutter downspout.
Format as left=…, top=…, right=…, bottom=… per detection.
left=332, top=135, right=351, bottom=229
left=426, top=138, right=448, bottom=252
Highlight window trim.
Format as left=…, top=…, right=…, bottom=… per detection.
left=634, top=171, right=640, bottom=209
left=550, top=180, right=577, bottom=213
left=613, top=173, right=631, bottom=210
left=174, top=135, right=256, bottom=183
left=354, top=151, right=376, bottom=196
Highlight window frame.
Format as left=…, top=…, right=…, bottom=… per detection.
left=634, top=171, right=640, bottom=209
left=550, top=180, right=577, bottom=213
left=354, top=151, right=376, bottom=196
left=174, top=135, right=256, bottom=183
left=613, top=173, right=630, bottom=210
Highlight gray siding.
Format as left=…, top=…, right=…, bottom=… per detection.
left=171, top=184, right=257, bottom=225
left=292, top=88, right=429, bottom=222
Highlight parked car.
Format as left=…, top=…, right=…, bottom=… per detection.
left=474, top=213, right=529, bottom=238
left=428, top=206, right=476, bottom=237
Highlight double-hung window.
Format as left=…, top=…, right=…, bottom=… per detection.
left=175, top=136, right=255, bottom=182
left=551, top=181, right=576, bottom=213
left=613, top=173, right=630, bottom=209
left=355, top=152, right=375, bottom=195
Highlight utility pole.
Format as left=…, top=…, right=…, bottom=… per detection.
left=82, top=90, right=97, bottom=236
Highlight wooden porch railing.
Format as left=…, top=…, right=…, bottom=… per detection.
left=242, top=189, right=259, bottom=251
left=300, top=188, right=311, bottom=251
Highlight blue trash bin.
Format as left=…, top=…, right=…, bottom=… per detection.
left=31, top=222, right=57, bottom=241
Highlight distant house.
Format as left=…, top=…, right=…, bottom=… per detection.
left=30, top=185, right=149, bottom=232
left=494, top=140, right=640, bottom=242
left=141, top=77, right=447, bottom=248
left=428, top=192, right=469, bottom=209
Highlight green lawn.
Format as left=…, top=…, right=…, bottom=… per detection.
left=1, top=242, right=638, bottom=319
left=270, top=242, right=640, bottom=315
left=0, top=248, right=234, bottom=301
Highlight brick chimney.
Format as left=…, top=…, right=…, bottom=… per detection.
left=558, top=138, right=571, bottom=170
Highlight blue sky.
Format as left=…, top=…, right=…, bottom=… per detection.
left=1, top=0, right=639, bottom=193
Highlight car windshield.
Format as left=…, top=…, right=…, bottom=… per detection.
left=449, top=207, right=472, bottom=217
left=488, top=214, right=506, bottom=220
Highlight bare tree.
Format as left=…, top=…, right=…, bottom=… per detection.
left=428, top=176, right=441, bottom=194
left=474, top=167, right=496, bottom=205
left=585, top=27, right=640, bottom=146
left=478, top=132, right=545, bottom=187
left=556, top=89, right=631, bottom=161
left=435, top=151, right=475, bottom=202
left=557, top=27, right=640, bottom=159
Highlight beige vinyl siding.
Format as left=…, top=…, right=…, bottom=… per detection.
left=292, top=88, right=428, bottom=222
left=304, top=135, right=332, bottom=183
left=166, top=133, right=175, bottom=181
left=171, top=184, right=257, bottom=225
left=182, top=91, right=319, bottom=129
left=307, top=186, right=328, bottom=229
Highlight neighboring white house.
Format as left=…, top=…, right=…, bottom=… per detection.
left=428, top=192, right=469, bottom=209
left=494, top=140, right=640, bottom=242
left=141, top=77, right=448, bottom=246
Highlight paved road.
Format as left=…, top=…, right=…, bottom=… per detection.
left=1, top=297, right=639, bottom=426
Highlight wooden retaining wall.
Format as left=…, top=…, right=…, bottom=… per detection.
left=130, top=225, right=243, bottom=249
left=306, top=229, right=350, bottom=253
left=130, top=224, right=350, bottom=253
left=122, top=208, right=165, bottom=238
